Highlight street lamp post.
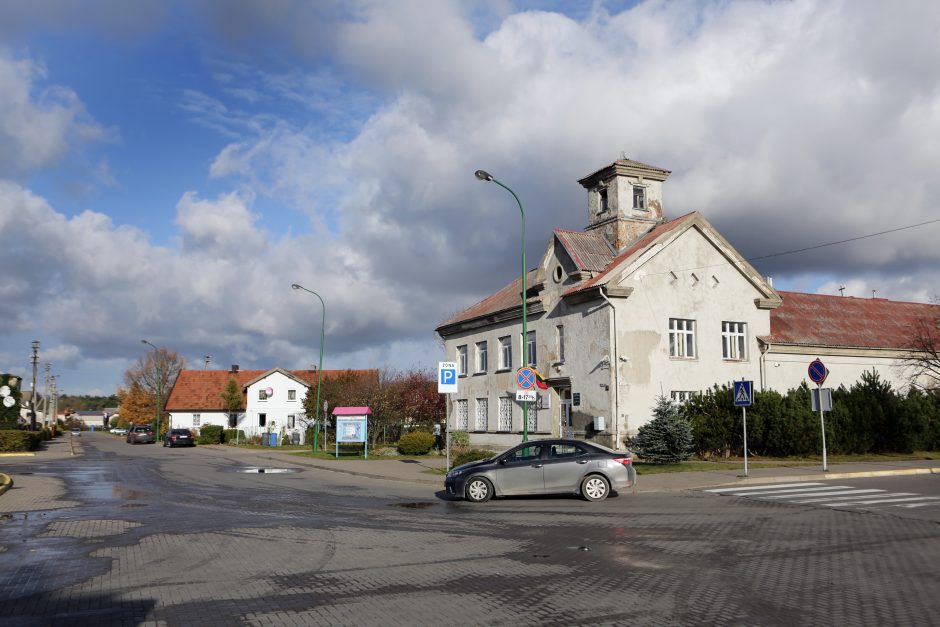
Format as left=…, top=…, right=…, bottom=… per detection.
left=474, top=169, right=529, bottom=443
left=141, top=340, right=163, bottom=441
left=291, top=284, right=326, bottom=453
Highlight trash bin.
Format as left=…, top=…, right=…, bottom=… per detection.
left=268, top=432, right=278, bottom=447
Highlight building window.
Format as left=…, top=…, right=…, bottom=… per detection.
left=456, top=399, right=469, bottom=430
left=259, top=388, right=269, bottom=401
left=669, top=318, right=696, bottom=358
left=457, top=345, right=468, bottom=376
left=671, top=391, right=696, bottom=404
left=556, top=325, right=565, bottom=362
left=259, top=413, right=267, bottom=427
left=722, top=321, right=747, bottom=360
left=498, top=336, right=512, bottom=370
left=475, top=341, right=487, bottom=373
left=599, top=187, right=609, bottom=213
left=633, top=185, right=646, bottom=210
left=287, top=414, right=295, bottom=428
left=475, top=398, right=488, bottom=431
left=498, top=397, right=513, bottom=431
left=192, top=413, right=201, bottom=427
left=288, top=389, right=296, bottom=401
left=526, top=331, right=536, bottom=366
left=528, top=408, right=537, bottom=433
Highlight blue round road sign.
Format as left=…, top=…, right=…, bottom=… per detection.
left=517, top=368, right=536, bottom=390
left=808, top=358, right=828, bottom=384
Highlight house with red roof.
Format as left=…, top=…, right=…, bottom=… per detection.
left=436, top=158, right=935, bottom=451
left=165, top=365, right=378, bottom=444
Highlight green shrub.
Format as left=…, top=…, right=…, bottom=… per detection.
left=452, top=448, right=496, bottom=466
left=633, top=395, right=693, bottom=464
left=0, top=430, right=42, bottom=452
left=397, top=431, right=436, bottom=455
left=223, top=429, right=246, bottom=443
left=197, top=424, right=224, bottom=445
left=449, top=430, right=470, bottom=449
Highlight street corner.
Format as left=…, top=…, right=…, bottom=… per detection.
left=0, top=473, right=13, bottom=496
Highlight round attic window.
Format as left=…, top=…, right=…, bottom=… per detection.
left=553, top=265, right=564, bottom=283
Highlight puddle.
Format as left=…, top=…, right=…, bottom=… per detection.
left=391, top=502, right=435, bottom=509
left=235, top=467, right=299, bottom=474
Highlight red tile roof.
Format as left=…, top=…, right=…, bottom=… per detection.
left=165, top=369, right=378, bottom=411
left=767, top=291, right=938, bottom=349
left=554, top=229, right=613, bottom=272
left=564, top=212, right=696, bottom=295
left=436, top=269, right=539, bottom=330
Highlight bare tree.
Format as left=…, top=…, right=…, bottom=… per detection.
left=902, top=311, right=940, bottom=389
left=123, top=348, right=186, bottom=423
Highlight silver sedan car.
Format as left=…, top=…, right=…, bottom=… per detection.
left=445, top=438, right=636, bottom=503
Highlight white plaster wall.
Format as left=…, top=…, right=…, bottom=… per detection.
left=245, top=372, right=308, bottom=442
left=763, top=350, right=913, bottom=394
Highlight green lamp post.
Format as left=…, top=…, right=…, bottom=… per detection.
left=291, top=283, right=325, bottom=453
left=474, top=169, right=529, bottom=443
left=140, top=339, right=163, bottom=441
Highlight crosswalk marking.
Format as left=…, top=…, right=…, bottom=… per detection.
left=703, top=481, right=940, bottom=511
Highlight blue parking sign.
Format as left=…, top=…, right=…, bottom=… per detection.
left=438, top=361, right=458, bottom=393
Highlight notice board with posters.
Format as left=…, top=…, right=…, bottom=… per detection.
left=333, top=406, right=371, bottom=459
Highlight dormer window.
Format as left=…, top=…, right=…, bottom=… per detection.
left=633, top=186, right=646, bottom=210
left=598, top=187, right=609, bottom=213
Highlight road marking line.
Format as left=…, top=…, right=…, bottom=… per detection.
left=793, top=492, right=913, bottom=503
left=742, top=485, right=855, bottom=496
left=787, top=489, right=888, bottom=502
left=705, top=482, right=825, bottom=493
left=899, top=502, right=940, bottom=508
left=761, top=488, right=881, bottom=499
left=824, top=496, right=940, bottom=506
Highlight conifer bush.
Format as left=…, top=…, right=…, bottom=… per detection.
left=633, top=395, right=693, bottom=463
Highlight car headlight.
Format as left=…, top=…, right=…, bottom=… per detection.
left=447, top=468, right=465, bottom=479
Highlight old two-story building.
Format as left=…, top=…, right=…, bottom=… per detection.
left=165, top=366, right=378, bottom=444
left=436, top=158, right=937, bottom=451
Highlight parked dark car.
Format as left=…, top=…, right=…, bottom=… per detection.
left=126, top=425, right=154, bottom=444
left=445, top=438, right=636, bottom=503
left=163, top=428, right=195, bottom=448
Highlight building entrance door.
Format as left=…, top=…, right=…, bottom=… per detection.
left=560, top=388, right=572, bottom=438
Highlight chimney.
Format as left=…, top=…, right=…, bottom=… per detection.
left=230, top=364, right=239, bottom=373
left=578, top=158, right=671, bottom=251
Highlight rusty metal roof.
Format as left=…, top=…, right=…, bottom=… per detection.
left=554, top=229, right=613, bottom=272
left=436, top=270, right=539, bottom=331
left=767, top=291, right=938, bottom=349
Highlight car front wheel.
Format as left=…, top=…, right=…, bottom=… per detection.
left=581, top=475, right=610, bottom=502
left=465, top=476, right=493, bottom=503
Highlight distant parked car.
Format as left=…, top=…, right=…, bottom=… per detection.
left=445, top=438, right=636, bottom=503
left=126, top=425, right=154, bottom=444
left=70, top=428, right=81, bottom=437
left=110, top=427, right=128, bottom=435
left=163, top=428, right=195, bottom=448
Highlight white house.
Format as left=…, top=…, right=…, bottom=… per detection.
left=165, top=366, right=378, bottom=445
left=436, top=158, right=936, bottom=452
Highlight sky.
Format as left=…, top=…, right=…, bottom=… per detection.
left=1, top=0, right=939, bottom=395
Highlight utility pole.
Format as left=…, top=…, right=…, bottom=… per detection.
left=30, top=340, right=39, bottom=430
left=42, top=363, right=50, bottom=428
left=204, top=355, right=211, bottom=370
left=51, top=375, right=58, bottom=430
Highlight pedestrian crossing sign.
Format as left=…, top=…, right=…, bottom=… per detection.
left=733, top=380, right=753, bottom=407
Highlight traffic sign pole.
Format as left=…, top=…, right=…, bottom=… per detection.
left=742, top=405, right=748, bottom=477
left=819, top=382, right=828, bottom=472
left=808, top=359, right=830, bottom=472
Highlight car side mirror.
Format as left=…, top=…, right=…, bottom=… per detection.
left=498, top=458, right=508, bottom=465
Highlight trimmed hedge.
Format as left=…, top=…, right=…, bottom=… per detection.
left=452, top=448, right=496, bottom=467
left=0, top=430, right=42, bottom=452
left=197, top=424, right=224, bottom=445
left=397, top=431, right=436, bottom=455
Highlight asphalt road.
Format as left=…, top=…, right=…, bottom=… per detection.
left=1, top=433, right=938, bottom=626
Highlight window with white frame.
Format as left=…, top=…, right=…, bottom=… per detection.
left=287, top=414, right=295, bottom=428
left=528, top=407, right=537, bottom=433
left=498, top=336, right=512, bottom=370
left=288, top=389, right=296, bottom=401
left=722, top=321, right=747, bottom=360
left=633, top=185, right=646, bottom=210
left=475, top=398, right=488, bottom=431
left=456, top=399, right=469, bottom=430
left=498, top=397, right=513, bottom=431
left=671, top=391, right=696, bottom=404
left=457, top=345, right=468, bottom=376
left=556, top=324, right=565, bottom=362
left=475, top=341, right=487, bottom=373
left=259, top=413, right=267, bottom=427
left=192, top=413, right=201, bottom=427
left=669, top=318, right=696, bottom=358
left=526, top=330, right=536, bottom=366
left=258, top=388, right=268, bottom=401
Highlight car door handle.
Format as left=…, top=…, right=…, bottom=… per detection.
left=532, top=464, right=543, bottom=468
left=576, top=460, right=588, bottom=464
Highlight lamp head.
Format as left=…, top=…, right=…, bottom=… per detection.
left=291, top=284, right=301, bottom=290
left=474, top=170, right=493, bottom=182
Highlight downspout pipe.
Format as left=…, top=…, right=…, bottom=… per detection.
left=759, top=341, right=770, bottom=391
left=599, top=286, right=620, bottom=447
